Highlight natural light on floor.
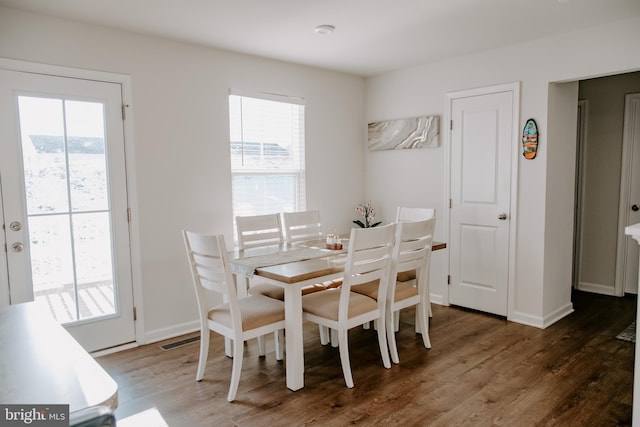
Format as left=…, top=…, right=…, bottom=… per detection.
left=117, top=408, right=169, bottom=427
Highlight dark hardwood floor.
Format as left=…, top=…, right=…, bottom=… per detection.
left=98, top=291, right=636, bottom=426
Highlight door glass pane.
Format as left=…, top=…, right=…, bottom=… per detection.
left=66, top=100, right=108, bottom=212
left=18, top=95, right=116, bottom=324
left=18, top=97, right=69, bottom=214
left=28, top=215, right=75, bottom=323
left=74, top=212, right=115, bottom=320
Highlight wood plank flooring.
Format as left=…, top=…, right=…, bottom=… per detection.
left=97, top=291, right=636, bottom=426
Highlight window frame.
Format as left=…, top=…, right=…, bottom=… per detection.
left=228, top=91, right=307, bottom=229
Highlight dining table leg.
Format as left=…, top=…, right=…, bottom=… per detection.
left=283, top=285, right=304, bottom=391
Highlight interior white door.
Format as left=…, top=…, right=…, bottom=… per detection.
left=0, top=69, right=135, bottom=352
left=449, top=89, right=514, bottom=316
left=621, top=93, right=640, bottom=294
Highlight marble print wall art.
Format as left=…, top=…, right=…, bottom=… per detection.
left=368, top=115, right=440, bottom=151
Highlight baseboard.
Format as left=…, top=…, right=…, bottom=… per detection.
left=91, top=320, right=201, bottom=357
left=143, top=320, right=200, bottom=345
left=509, top=302, right=574, bottom=329
left=541, top=302, right=574, bottom=328
left=430, top=293, right=445, bottom=306
left=509, top=310, right=545, bottom=328
left=92, top=342, right=139, bottom=358
left=576, top=281, right=616, bottom=296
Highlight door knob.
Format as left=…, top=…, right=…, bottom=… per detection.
left=9, top=221, right=22, bottom=231
left=11, top=242, right=24, bottom=253
left=498, top=213, right=508, bottom=220
left=633, top=204, right=639, bottom=212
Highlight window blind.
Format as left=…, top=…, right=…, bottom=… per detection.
left=228, top=93, right=306, bottom=223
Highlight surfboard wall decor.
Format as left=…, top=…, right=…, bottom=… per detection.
left=522, top=118, right=538, bottom=159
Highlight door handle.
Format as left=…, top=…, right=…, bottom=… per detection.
left=498, top=213, right=508, bottom=220
left=633, top=204, right=639, bottom=212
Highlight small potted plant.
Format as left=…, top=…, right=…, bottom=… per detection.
left=353, top=202, right=382, bottom=228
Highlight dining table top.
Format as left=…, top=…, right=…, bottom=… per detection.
left=229, top=236, right=445, bottom=260
left=230, top=234, right=445, bottom=254
left=228, top=237, right=342, bottom=258
left=256, top=255, right=346, bottom=284
left=253, top=239, right=446, bottom=285
left=229, top=237, right=446, bottom=281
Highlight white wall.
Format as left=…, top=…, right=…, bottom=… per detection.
left=544, top=81, right=579, bottom=323
left=365, top=16, right=640, bottom=326
left=0, top=7, right=367, bottom=342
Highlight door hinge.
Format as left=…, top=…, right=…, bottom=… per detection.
left=133, top=307, right=137, bottom=321
left=450, top=120, right=453, bottom=130
left=449, top=198, right=452, bottom=209
left=447, top=275, right=451, bottom=285
left=127, top=208, right=132, bottom=223
left=122, top=104, right=128, bottom=120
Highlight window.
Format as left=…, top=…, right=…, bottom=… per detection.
left=229, top=93, right=306, bottom=223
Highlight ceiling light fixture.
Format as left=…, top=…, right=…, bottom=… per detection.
left=315, top=24, right=335, bottom=35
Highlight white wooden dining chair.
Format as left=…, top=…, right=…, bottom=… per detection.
left=395, top=206, right=436, bottom=222
left=353, top=218, right=435, bottom=363
left=395, top=206, right=436, bottom=321
left=234, top=213, right=287, bottom=353
left=362, top=206, right=436, bottom=333
left=281, top=210, right=324, bottom=243
left=240, top=211, right=328, bottom=302
left=301, top=223, right=395, bottom=388
left=182, top=230, right=285, bottom=402
left=234, top=213, right=286, bottom=297
left=281, top=209, right=339, bottom=345
left=236, top=213, right=283, bottom=250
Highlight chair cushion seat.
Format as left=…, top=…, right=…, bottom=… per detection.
left=302, top=289, right=378, bottom=321
left=208, top=294, right=284, bottom=331
left=350, top=279, right=381, bottom=299
left=392, top=282, right=419, bottom=302
left=249, top=283, right=286, bottom=300
left=250, top=283, right=327, bottom=300
left=352, top=280, right=418, bottom=302
left=396, top=269, right=417, bottom=282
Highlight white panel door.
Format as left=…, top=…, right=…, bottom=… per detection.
left=449, top=90, right=514, bottom=316
left=0, top=69, right=135, bottom=352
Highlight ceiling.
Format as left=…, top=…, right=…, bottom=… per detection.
left=1, top=0, right=640, bottom=77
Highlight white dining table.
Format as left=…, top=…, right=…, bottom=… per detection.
left=228, top=237, right=447, bottom=391
left=229, top=239, right=347, bottom=391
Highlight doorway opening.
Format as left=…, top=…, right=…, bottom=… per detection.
left=572, top=71, right=640, bottom=298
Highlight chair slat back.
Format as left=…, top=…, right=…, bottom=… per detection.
left=339, top=224, right=396, bottom=319
left=236, top=213, right=283, bottom=249
left=183, top=230, right=242, bottom=330
left=389, top=218, right=436, bottom=295
left=396, top=207, right=436, bottom=222
left=281, top=210, right=323, bottom=243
